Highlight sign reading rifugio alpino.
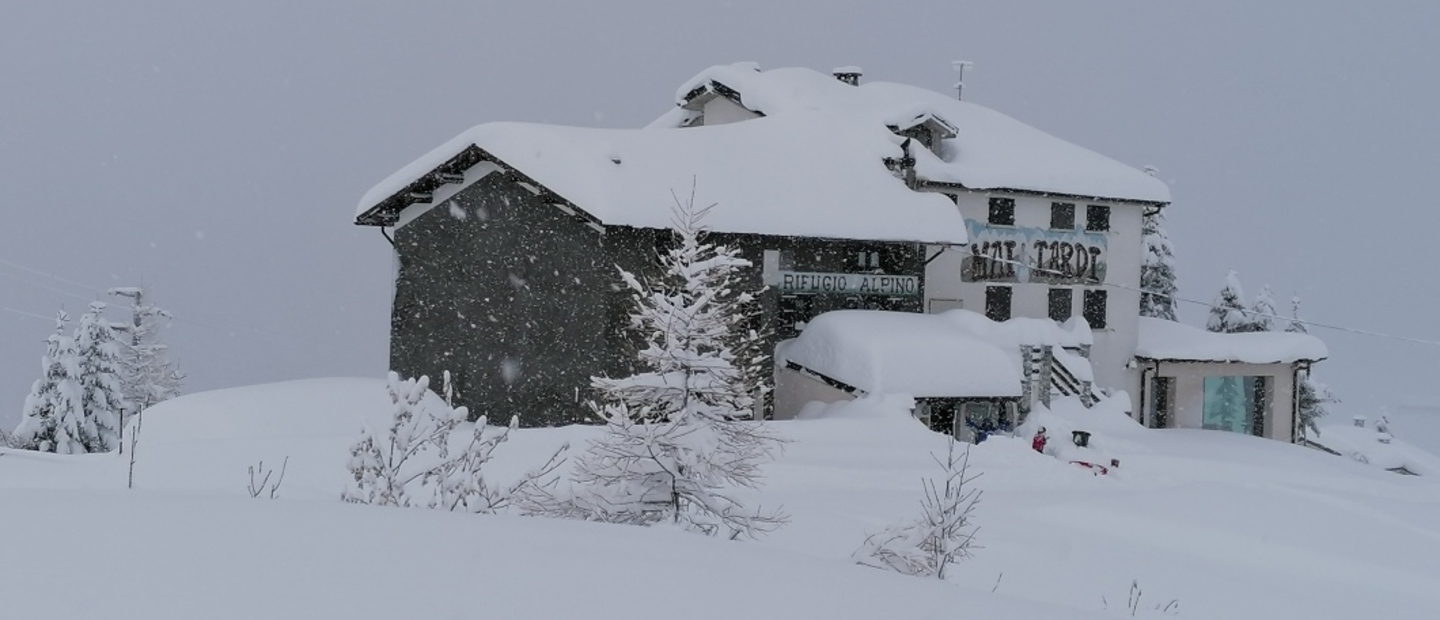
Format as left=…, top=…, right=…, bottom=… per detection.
left=779, top=271, right=920, bottom=296
left=961, top=221, right=1108, bottom=284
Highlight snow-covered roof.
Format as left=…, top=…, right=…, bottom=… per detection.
left=657, top=64, right=1171, bottom=205
left=356, top=114, right=967, bottom=244
left=776, top=310, right=1023, bottom=398
left=1136, top=317, right=1328, bottom=364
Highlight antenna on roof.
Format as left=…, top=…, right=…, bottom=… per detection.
left=952, top=60, right=974, bottom=101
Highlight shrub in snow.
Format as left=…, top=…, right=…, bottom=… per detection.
left=854, top=438, right=980, bottom=579
left=568, top=195, right=784, bottom=539
left=1139, top=209, right=1178, bottom=322
left=343, top=372, right=566, bottom=513
left=12, top=312, right=88, bottom=454
left=1205, top=270, right=1250, bottom=334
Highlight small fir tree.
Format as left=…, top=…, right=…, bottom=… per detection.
left=1206, top=271, right=1250, bottom=333
left=570, top=195, right=784, bottom=539
left=73, top=302, right=124, bottom=452
left=1244, top=285, right=1278, bottom=333
left=1206, top=376, right=1246, bottom=432
left=12, top=312, right=87, bottom=454
left=1139, top=209, right=1179, bottom=321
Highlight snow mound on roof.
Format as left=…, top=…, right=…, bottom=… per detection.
left=663, top=63, right=1170, bottom=204
left=358, top=114, right=966, bottom=244
left=776, top=310, right=1022, bottom=398
left=1136, top=317, right=1327, bottom=363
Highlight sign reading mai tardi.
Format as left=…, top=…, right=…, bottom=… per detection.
left=779, top=271, right=920, bottom=296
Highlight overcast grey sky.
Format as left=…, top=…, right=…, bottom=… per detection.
left=3, top=1, right=1437, bottom=430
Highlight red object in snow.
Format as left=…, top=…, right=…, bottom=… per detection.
left=1070, top=461, right=1110, bottom=475
left=1032, top=432, right=1048, bottom=453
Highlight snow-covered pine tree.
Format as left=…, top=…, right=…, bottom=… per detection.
left=12, top=311, right=87, bottom=454
left=1286, top=297, right=1335, bottom=439
left=108, top=287, right=183, bottom=424
left=73, top=302, right=124, bottom=452
left=570, top=195, right=784, bottom=539
left=1206, top=271, right=1250, bottom=333
left=1139, top=209, right=1179, bottom=321
left=1244, top=285, right=1278, bottom=333
left=1207, top=376, right=1246, bottom=432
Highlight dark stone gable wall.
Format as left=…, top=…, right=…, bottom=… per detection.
left=390, top=175, right=616, bottom=426
left=391, top=176, right=927, bottom=426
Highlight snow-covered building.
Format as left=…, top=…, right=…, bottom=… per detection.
left=1136, top=318, right=1326, bottom=441
left=354, top=62, right=1325, bottom=441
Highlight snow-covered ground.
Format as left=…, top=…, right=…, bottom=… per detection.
left=4, top=378, right=1440, bottom=619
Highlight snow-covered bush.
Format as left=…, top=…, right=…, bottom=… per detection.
left=854, top=438, right=980, bottom=579
left=343, top=372, right=565, bottom=513
left=568, top=195, right=784, bottom=539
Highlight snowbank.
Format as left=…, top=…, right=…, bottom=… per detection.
left=777, top=310, right=1022, bottom=398
left=1136, top=316, right=1327, bottom=363
left=1312, top=422, right=1440, bottom=476
left=7, top=379, right=1440, bottom=620
left=663, top=63, right=1170, bottom=204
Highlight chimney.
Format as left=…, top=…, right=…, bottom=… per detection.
left=832, top=66, right=863, bottom=86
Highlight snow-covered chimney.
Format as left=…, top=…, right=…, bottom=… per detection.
left=832, top=66, right=863, bottom=86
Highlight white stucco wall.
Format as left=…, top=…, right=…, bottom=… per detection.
left=924, top=190, right=1145, bottom=400
left=701, top=96, right=761, bottom=126
left=1144, top=361, right=1299, bottom=442
left=773, top=365, right=854, bottom=420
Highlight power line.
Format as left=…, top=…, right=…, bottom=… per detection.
left=2, top=306, right=54, bottom=322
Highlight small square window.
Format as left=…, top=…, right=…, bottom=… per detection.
left=985, top=286, right=1012, bottom=322
left=1048, top=288, right=1073, bottom=322
left=1086, top=205, right=1111, bottom=232
left=1050, top=202, right=1075, bottom=230
left=988, top=197, right=1015, bottom=226
left=1083, top=289, right=1108, bottom=329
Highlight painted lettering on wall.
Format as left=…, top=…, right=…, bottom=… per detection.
left=962, top=221, right=1107, bottom=284
left=779, top=271, right=920, bottom=296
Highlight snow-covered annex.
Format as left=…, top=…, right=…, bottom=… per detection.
left=354, top=63, right=1326, bottom=443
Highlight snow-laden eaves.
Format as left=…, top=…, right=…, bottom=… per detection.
left=357, top=114, right=967, bottom=245
left=777, top=310, right=1023, bottom=398
left=666, top=64, right=1170, bottom=205
left=1135, top=317, right=1328, bottom=364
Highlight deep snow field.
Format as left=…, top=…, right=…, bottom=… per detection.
left=3, top=378, right=1439, bottom=619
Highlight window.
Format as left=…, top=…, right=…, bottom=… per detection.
left=1048, top=288, right=1073, bottom=322
left=1150, top=376, right=1174, bottom=429
left=1086, top=205, right=1111, bottom=232
left=985, top=286, right=1012, bottom=322
left=1082, top=289, right=1107, bottom=329
left=1202, top=376, right=1269, bottom=436
left=988, top=197, right=1015, bottom=226
left=1050, top=202, right=1075, bottom=230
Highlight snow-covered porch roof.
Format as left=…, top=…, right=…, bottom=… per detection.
left=1135, top=317, right=1328, bottom=365
left=775, top=310, right=1024, bottom=399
